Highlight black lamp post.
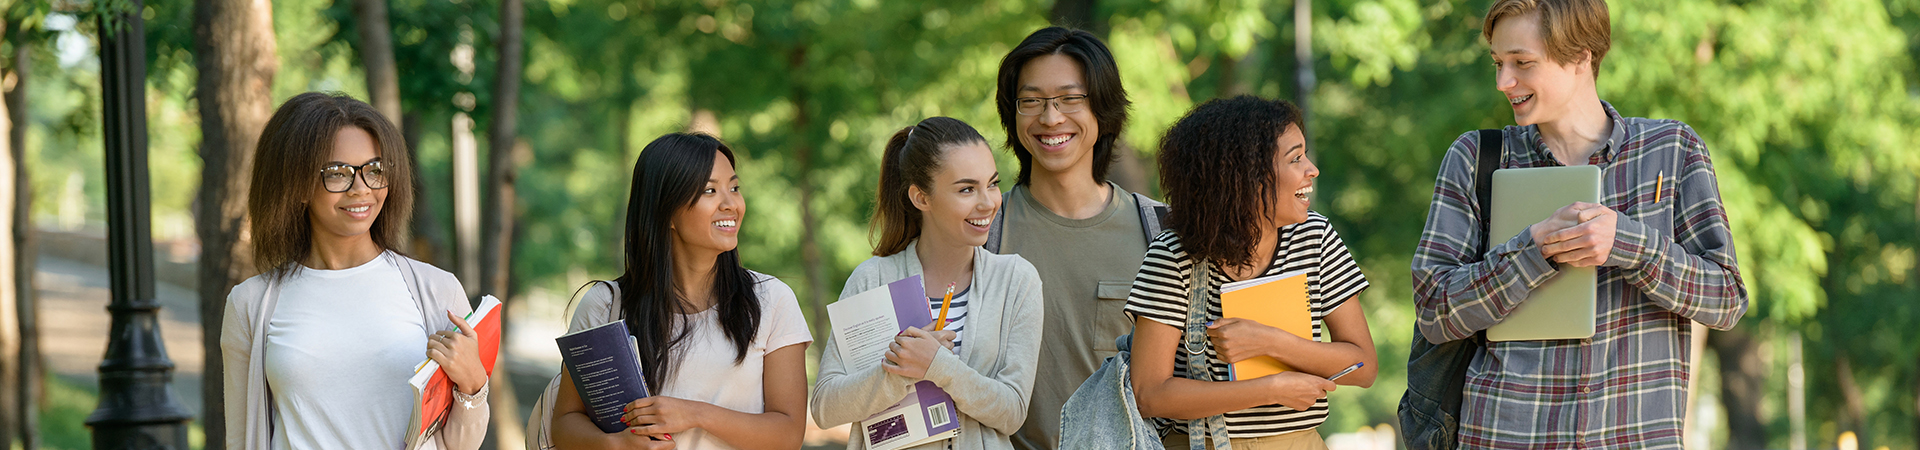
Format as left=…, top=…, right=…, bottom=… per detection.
left=85, top=1, right=194, bottom=447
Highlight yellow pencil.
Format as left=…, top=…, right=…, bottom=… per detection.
left=1656, top=171, right=1665, bottom=203
left=934, top=282, right=956, bottom=331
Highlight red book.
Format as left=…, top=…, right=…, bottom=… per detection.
left=405, top=295, right=502, bottom=450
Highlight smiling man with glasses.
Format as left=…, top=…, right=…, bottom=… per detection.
left=989, top=26, right=1169, bottom=450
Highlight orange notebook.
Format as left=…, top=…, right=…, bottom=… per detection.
left=405, top=295, right=503, bottom=450
left=1219, top=270, right=1311, bottom=381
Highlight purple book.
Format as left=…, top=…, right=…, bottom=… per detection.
left=827, top=275, right=962, bottom=450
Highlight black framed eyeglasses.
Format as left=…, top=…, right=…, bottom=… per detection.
left=1015, top=94, right=1089, bottom=116
left=319, top=160, right=390, bottom=193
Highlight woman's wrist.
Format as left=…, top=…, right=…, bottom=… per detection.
left=455, top=374, right=487, bottom=396
left=687, top=399, right=716, bottom=430
left=1257, top=324, right=1295, bottom=361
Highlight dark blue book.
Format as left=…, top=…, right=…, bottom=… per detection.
left=555, top=320, right=651, bottom=433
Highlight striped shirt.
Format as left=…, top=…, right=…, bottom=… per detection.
left=1411, top=101, right=1747, bottom=449
left=1123, top=212, right=1370, bottom=438
left=929, top=286, right=969, bottom=348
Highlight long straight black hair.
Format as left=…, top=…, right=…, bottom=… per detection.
left=615, top=132, right=762, bottom=392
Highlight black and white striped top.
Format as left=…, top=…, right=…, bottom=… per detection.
left=1122, top=212, right=1370, bottom=438
left=928, top=285, right=969, bottom=349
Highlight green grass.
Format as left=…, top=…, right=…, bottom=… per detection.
left=36, top=374, right=204, bottom=450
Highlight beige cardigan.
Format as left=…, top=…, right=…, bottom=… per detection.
left=810, top=242, right=1045, bottom=450
left=221, top=252, right=490, bottom=450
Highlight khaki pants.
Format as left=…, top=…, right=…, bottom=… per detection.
left=1160, top=429, right=1329, bottom=450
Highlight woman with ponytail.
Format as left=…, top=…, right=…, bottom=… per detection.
left=811, top=117, right=1045, bottom=450
left=547, top=133, right=813, bottom=450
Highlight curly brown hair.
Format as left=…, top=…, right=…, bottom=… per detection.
left=1156, top=95, right=1304, bottom=270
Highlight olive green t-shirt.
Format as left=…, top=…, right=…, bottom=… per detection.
left=997, top=183, right=1151, bottom=450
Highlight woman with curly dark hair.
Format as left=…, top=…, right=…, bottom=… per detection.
left=1124, top=96, right=1377, bottom=449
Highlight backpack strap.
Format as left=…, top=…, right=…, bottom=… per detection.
left=1470, top=129, right=1502, bottom=346
left=983, top=190, right=1014, bottom=253
left=989, top=186, right=1170, bottom=254
left=1180, top=259, right=1231, bottom=450
left=1474, top=129, right=1502, bottom=251
left=599, top=280, right=622, bottom=317
left=1132, top=191, right=1169, bottom=243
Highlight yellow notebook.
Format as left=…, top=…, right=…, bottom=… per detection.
left=1219, top=270, right=1311, bottom=381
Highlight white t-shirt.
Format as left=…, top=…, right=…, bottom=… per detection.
left=571, top=271, right=814, bottom=450
left=264, top=256, right=426, bottom=450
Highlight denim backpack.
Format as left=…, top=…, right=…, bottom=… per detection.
left=1397, top=129, right=1501, bottom=450
left=1060, top=260, right=1230, bottom=450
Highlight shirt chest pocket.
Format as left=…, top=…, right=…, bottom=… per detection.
left=1623, top=177, right=1676, bottom=241
left=1092, top=280, right=1133, bottom=353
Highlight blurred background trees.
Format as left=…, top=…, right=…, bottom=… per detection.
left=3, top=0, right=1916, bottom=448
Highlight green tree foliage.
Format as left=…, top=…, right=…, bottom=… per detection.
left=25, top=0, right=1916, bottom=445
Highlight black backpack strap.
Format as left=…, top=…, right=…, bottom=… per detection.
left=1131, top=191, right=1169, bottom=243
left=1472, top=129, right=1502, bottom=346
left=1474, top=129, right=1503, bottom=252
left=983, top=189, right=1013, bottom=253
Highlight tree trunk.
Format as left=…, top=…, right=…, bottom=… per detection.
left=479, top=0, right=526, bottom=446
left=453, top=112, right=480, bottom=297
left=192, top=0, right=280, bottom=447
left=1215, top=53, right=1243, bottom=97
left=351, top=0, right=401, bottom=124
left=786, top=45, right=829, bottom=350
left=1789, top=331, right=1806, bottom=450
left=7, top=26, right=36, bottom=449
left=1107, top=141, right=1148, bottom=196
left=1293, top=0, right=1315, bottom=142
left=402, top=112, right=450, bottom=263
left=350, top=0, right=416, bottom=255
left=1835, top=352, right=1869, bottom=447
left=0, top=17, right=18, bottom=449
left=1707, top=325, right=1765, bottom=450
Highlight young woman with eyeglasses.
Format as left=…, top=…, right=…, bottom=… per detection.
left=221, top=92, right=491, bottom=450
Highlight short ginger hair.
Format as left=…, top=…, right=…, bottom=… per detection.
left=1484, top=0, right=1612, bottom=76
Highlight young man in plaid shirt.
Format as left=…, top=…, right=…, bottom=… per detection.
left=1410, top=0, right=1749, bottom=448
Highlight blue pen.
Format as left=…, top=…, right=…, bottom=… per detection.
left=1326, top=363, right=1364, bottom=382
left=1205, top=321, right=1238, bottom=380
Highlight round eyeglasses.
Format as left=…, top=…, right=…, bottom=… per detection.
left=320, top=160, right=390, bottom=193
